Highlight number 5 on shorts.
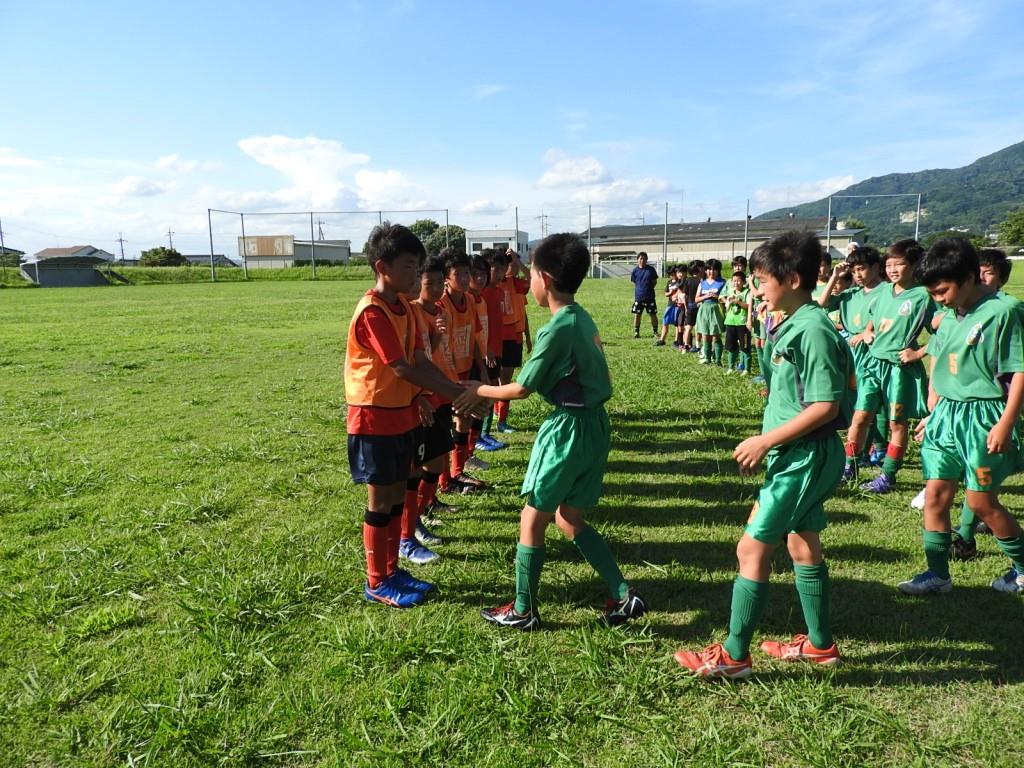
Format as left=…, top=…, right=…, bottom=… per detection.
left=975, top=466, right=992, bottom=487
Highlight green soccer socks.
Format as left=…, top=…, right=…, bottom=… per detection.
left=723, top=576, right=769, bottom=660
left=714, top=341, right=724, bottom=366
left=572, top=525, right=628, bottom=600
left=514, top=544, right=545, bottom=615
left=923, top=530, right=952, bottom=580
left=881, top=443, right=906, bottom=481
left=728, top=350, right=738, bottom=369
left=794, top=563, right=833, bottom=650
left=958, top=500, right=978, bottom=543
left=995, top=535, right=1024, bottom=573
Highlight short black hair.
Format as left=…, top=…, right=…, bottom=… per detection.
left=750, top=230, right=821, bottom=291
left=470, top=254, right=491, bottom=283
left=888, top=238, right=925, bottom=265
left=689, top=260, right=705, bottom=276
left=732, top=269, right=746, bottom=282
left=820, top=250, right=832, bottom=267
left=706, top=258, right=722, bottom=273
left=489, top=249, right=510, bottom=267
left=531, top=233, right=590, bottom=294
left=732, top=255, right=748, bottom=268
left=916, top=237, right=979, bottom=287
left=846, top=245, right=881, bottom=268
left=366, top=221, right=425, bottom=271
left=420, top=253, right=446, bottom=277
left=978, top=247, right=1011, bottom=284
left=440, top=247, right=471, bottom=274
left=637, top=251, right=648, bottom=260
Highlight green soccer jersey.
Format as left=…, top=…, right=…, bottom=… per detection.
left=997, top=289, right=1024, bottom=327
left=516, top=304, right=612, bottom=409
left=927, top=292, right=1024, bottom=401
left=836, top=284, right=882, bottom=336
left=722, top=285, right=750, bottom=326
left=812, top=281, right=839, bottom=312
left=763, top=302, right=854, bottom=438
left=868, top=283, right=936, bottom=363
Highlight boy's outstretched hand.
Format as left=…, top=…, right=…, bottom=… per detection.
left=453, top=381, right=486, bottom=417
left=415, top=395, right=435, bottom=427
left=734, top=435, right=770, bottom=475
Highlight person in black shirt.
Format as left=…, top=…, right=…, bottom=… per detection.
left=630, top=252, right=659, bottom=338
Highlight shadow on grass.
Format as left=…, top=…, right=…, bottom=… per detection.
left=644, top=574, right=1024, bottom=685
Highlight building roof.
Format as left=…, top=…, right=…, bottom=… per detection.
left=582, top=218, right=863, bottom=244
left=1, top=245, right=25, bottom=256
left=30, top=245, right=114, bottom=261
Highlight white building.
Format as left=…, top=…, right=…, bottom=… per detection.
left=464, top=229, right=529, bottom=257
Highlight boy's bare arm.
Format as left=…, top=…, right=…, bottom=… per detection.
left=989, top=372, right=1024, bottom=453
left=392, top=353, right=464, bottom=403
left=734, top=401, right=840, bottom=474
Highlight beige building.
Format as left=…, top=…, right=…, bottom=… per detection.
left=237, top=235, right=351, bottom=267
left=582, top=218, right=862, bottom=277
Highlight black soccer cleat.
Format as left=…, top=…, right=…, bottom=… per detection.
left=602, top=588, right=647, bottom=626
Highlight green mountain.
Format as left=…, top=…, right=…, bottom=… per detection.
left=756, top=140, right=1024, bottom=244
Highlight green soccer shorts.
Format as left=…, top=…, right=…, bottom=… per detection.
left=921, top=398, right=1021, bottom=492
left=695, top=302, right=725, bottom=336
left=521, top=408, right=610, bottom=513
left=745, top=435, right=844, bottom=544
left=855, top=356, right=928, bottom=422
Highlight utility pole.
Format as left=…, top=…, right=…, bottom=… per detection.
left=317, top=218, right=325, bottom=240
left=167, top=229, right=175, bottom=250
left=535, top=212, right=549, bottom=238
left=116, top=232, right=126, bottom=263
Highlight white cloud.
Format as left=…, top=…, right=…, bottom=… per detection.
left=237, top=135, right=370, bottom=209
left=755, top=175, right=856, bottom=209
left=112, top=176, right=170, bottom=197
left=155, top=154, right=221, bottom=173
left=354, top=169, right=427, bottom=210
left=461, top=199, right=506, bottom=215
left=472, top=83, right=507, bottom=99
left=0, top=147, right=38, bottom=168
left=537, top=150, right=610, bottom=188
left=570, top=177, right=672, bottom=205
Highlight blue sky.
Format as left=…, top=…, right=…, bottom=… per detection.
left=2, top=0, right=1022, bottom=257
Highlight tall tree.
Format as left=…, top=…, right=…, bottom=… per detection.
left=999, top=207, right=1024, bottom=245
left=139, top=246, right=188, bottom=266
left=424, top=225, right=465, bottom=257
left=409, top=219, right=440, bottom=242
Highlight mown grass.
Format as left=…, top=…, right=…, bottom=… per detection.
left=1, top=276, right=1023, bottom=767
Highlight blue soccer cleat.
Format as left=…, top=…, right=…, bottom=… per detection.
left=364, top=575, right=426, bottom=607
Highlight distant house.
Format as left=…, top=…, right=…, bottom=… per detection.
left=1, top=245, right=25, bottom=265
left=183, top=254, right=238, bottom=267
left=21, top=245, right=114, bottom=287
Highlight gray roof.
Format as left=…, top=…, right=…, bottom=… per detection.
left=30, top=245, right=114, bottom=261
left=582, top=218, right=863, bottom=244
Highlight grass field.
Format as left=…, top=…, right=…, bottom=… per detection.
left=2, top=276, right=1023, bottom=767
